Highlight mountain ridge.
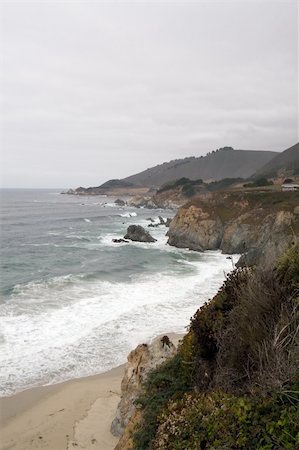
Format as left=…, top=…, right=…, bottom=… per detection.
left=252, top=142, right=299, bottom=179
left=121, top=147, right=277, bottom=187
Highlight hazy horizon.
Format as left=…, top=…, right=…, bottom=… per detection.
left=0, top=146, right=286, bottom=190
left=1, top=1, right=298, bottom=188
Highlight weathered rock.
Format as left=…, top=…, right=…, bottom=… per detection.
left=236, top=248, right=262, bottom=267
left=114, top=411, right=141, bottom=450
left=165, top=218, right=172, bottom=227
left=124, top=225, right=157, bottom=243
left=167, top=191, right=299, bottom=266
left=167, top=205, right=223, bottom=251
left=111, top=336, right=177, bottom=438
left=112, top=238, right=129, bottom=244
left=128, top=196, right=151, bottom=208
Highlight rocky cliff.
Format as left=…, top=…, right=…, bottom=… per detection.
left=111, top=336, right=177, bottom=448
left=167, top=191, right=299, bottom=265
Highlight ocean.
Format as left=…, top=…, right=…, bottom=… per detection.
left=0, top=189, right=236, bottom=396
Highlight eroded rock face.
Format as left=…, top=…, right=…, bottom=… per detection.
left=167, top=192, right=299, bottom=266
left=167, top=205, right=223, bottom=251
left=124, top=225, right=157, bottom=243
left=111, top=336, right=177, bottom=438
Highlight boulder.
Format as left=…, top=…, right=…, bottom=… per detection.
left=115, top=198, right=126, bottom=206
left=124, top=225, right=157, bottom=243
left=111, top=336, right=177, bottom=438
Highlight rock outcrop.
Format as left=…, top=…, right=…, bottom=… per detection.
left=115, top=198, right=126, bottom=206
left=124, top=225, right=157, bottom=243
left=167, top=191, right=299, bottom=266
left=111, top=336, right=177, bottom=440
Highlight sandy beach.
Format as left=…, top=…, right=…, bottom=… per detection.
left=0, top=333, right=182, bottom=450
left=0, top=365, right=124, bottom=450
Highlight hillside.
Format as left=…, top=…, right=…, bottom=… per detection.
left=253, top=142, right=299, bottom=179
left=114, top=244, right=299, bottom=450
left=122, top=147, right=277, bottom=187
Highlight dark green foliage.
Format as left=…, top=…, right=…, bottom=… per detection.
left=132, top=245, right=299, bottom=449
left=244, top=178, right=274, bottom=188
left=277, top=243, right=299, bottom=288
left=158, top=177, right=203, bottom=194
left=133, top=354, right=193, bottom=450
left=181, top=183, right=195, bottom=197
left=153, top=389, right=299, bottom=449
left=206, top=177, right=244, bottom=192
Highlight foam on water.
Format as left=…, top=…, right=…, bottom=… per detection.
left=0, top=250, right=233, bottom=396
left=0, top=190, right=238, bottom=397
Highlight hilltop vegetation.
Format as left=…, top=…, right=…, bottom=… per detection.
left=131, top=244, right=299, bottom=450
left=253, top=143, right=299, bottom=179
left=122, top=147, right=276, bottom=187
left=65, top=147, right=278, bottom=195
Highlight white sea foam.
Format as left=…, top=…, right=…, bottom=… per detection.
left=119, top=212, right=138, bottom=218
left=0, top=250, right=235, bottom=396
left=84, top=218, right=91, bottom=223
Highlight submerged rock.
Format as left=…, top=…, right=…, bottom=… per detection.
left=111, top=336, right=177, bottom=438
left=124, top=225, right=157, bottom=243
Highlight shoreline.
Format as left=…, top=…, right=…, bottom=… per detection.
left=0, top=332, right=183, bottom=450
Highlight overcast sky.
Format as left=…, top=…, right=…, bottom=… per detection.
left=1, top=0, right=298, bottom=188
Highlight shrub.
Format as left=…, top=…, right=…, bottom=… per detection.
left=244, top=178, right=274, bottom=188
left=153, top=389, right=299, bottom=450
left=132, top=245, right=299, bottom=449
left=133, top=354, right=193, bottom=450
left=181, top=184, right=195, bottom=197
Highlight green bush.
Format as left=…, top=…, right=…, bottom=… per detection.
left=244, top=178, right=274, bottom=188
left=133, top=354, right=193, bottom=450
left=181, top=184, right=195, bottom=197
left=132, top=245, right=299, bottom=449
left=158, top=178, right=203, bottom=193
left=153, top=389, right=299, bottom=450
left=277, top=243, right=299, bottom=288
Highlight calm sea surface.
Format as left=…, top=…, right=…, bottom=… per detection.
left=0, top=189, right=234, bottom=396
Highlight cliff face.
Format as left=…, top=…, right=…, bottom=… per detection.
left=111, top=336, right=177, bottom=446
left=167, top=191, right=299, bottom=264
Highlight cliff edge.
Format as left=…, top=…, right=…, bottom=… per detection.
left=167, top=190, right=299, bottom=265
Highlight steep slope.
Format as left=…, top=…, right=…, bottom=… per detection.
left=128, top=245, right=299, bottom=450
left=122, top=147, right=277, bottom=187
left=253, top=142, right=299, bottom=178
left=167, top=190, right=299, bottom=265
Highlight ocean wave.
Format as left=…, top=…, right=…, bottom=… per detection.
left=0, top=252, right=235, bottom=396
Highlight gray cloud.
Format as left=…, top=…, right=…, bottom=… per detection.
left=1, top=1, right=298, bottom=188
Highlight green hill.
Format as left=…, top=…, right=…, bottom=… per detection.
left=253, top=142, right=299, bottom=179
